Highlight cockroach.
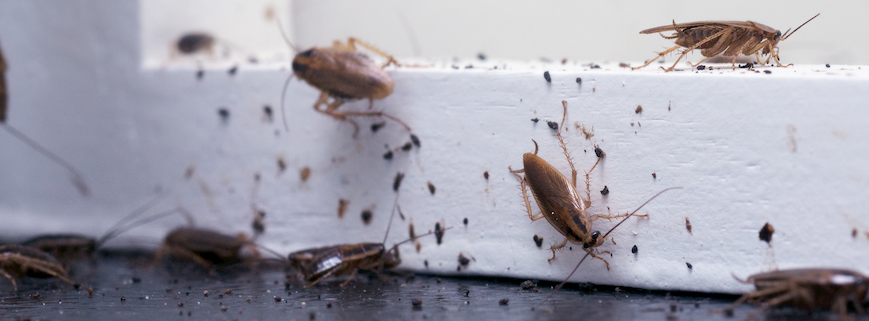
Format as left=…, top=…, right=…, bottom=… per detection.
left=153, top=208, right=263, bottom=269
left=276, top=23, right=411, bottom=138
left=0, top=245, right=75, bottom=291
left=155, top=227, right=261, bottom=268
left=176, top=33, right=214, bottom=55
left=21, top=196, right=179, bottom=267
left=633, top=14, right=819, bottom=71
left=0, top=40, right=89, bottom=196
left=287, top=178, right=447, bottom=287
left=726, top=268, right=869, bottom=320
left=510, top=100, right=626, bottom=265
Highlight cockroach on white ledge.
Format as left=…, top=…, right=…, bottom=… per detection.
left=633, top=14, right=819, bottom=71
left=276, top=21, right=411, bottom=138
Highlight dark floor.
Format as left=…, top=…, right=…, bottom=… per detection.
left=0, top=250, right=858, bottom=321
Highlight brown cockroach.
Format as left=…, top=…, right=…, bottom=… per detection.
left=0, top=40, right=89, bottom=196
left=633, top=14, right=819, bottom=71
left=0, top=245, right=75, bottom=291
left=276, top=22, right=411, bottom=137
left=288, top=173, right=444, bottom=287
left=176, top=33, right=215, bottom=55
left=21, top=196, right=178, bottom=267
left=154, top=227, right=261, bottom=269
left=726, top=268, right=869, bottom=320
left=510, top=100, right=628, bottom=267
left=153, top=208, right=263, bottom=269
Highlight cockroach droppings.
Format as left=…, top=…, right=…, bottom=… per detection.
left=685, top=217, right=693, bottom=235
left=263, top=105, right=273, bottom=122
left=600, top=186, right=609, bottom=196
left=499, top=298, right=509, bottom=306
left=543, top=71, right=551, bottom=82
left=383, top=150, right=394, bottom=160
left=410, top=134, right=421, bottom=148
left=635, top=105, right=643, bottom=114
left=478, top=53, right=486, bottom=60
left=393, top=172, right=405, bottom=192
left=196, top=69, right=204, bottom=80
left=277, top=157, right=286, bottom=173
left=696, top=65, right=706, bottom=70
left=852, top=228, right=858, bottom=238
left=530, top=118, right=539, bottom=123
left=764, top=70, right=772, bottom=74
left=463, top=218, right=468, bottom=225
left=826, top=64, right=831, bottom=68
left=686, top=262, right=693, bottom=269
left=88, top=287, right=93, bottom=296
left=576, top=77, right=582, bottom=84
left=547, top=121, right=558, bottom=130
left=370, top=121, right=385, bottom=132
left=411, top=299, right=423, bottom=309
left=361, top=210, right=373, bottom=225
left=458, top=253, right=470, bottom=267
left=427, top=181, right=436, bottom=195
left=299, top=167, right=311, bottom=182
left=533, top=235, right=543, bottom=248
left=184, top=165, right=195, bottom=179
left=121, top=296, right=126, bottom=302
left=337, top=199, right=348, bottom=218
left=435, top=222, right=445, bottom=245
left=228, top=65, right=238, bottom=76
left=652, top=172, right=657, bottom=179
left=631, top=245, right=638, bottom=254
left=483, top=171, right=489, bottom=180
left=218, top=108, right=230, bottom=121
left=520, top=280, right=538, bottom=292
left=759, top=222, right=774, bottom=243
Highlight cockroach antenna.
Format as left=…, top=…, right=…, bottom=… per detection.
left=781, top=13, right=819, bottom=40
left=275, top=15, right=298, bottom=132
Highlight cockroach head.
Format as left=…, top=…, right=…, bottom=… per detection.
left=582, top=230, right=602, bottom=249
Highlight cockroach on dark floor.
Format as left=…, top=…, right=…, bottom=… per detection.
left=726, top=268, right=869, bottom=320
left=0, top=39, right=89, bottom=196
left=633, top=14, right=819, bottom=71
left=510, top=100, right=629, bottom=266
left=153, top=208, right=264, bottom=270
left=276, top=22, right=411, bottom=138
left=287, top=177, right=447, bottom=287
left=0, top=245, right=75, bottom=291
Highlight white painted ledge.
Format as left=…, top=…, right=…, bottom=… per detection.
left=2, top=1, right=869, bottom=295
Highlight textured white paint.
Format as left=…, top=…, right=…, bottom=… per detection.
left=1, top=1, right=869, bottom=295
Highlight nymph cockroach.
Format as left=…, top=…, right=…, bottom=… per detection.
left=726, top=268, right=869, bottom=320
left=277, top=22, right=411, bottom=137
left=510, top=100, right=627, bottom=267
left=633, top=14, right=819, bottom=71
left=22, top=198, right=180, bottom=267
left=0, top=245, right=75, bottom=291
left=0, top=39, right=89, bottom=196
